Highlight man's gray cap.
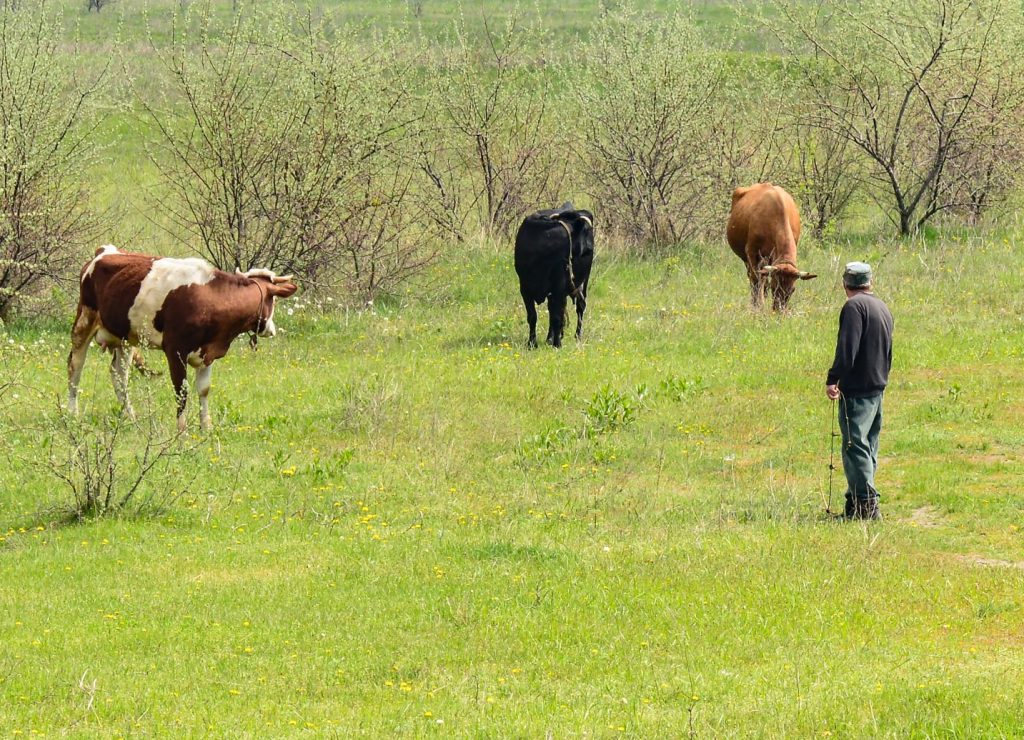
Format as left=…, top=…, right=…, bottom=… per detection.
left=843, top=261, right=872, bottom=287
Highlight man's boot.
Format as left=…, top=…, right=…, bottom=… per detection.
left=853, top=497, right=880, bottom=520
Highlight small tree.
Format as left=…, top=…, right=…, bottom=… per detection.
left=434, top=12, right=568, bottom=235
left=938, top=24, right=1024, bottom=224
left=575, top=9, right=728, bottom=250
left=788, top=98, right=863, bottom=238
left=768, top=0, right=1009, bottom=235
left=0, top=2, right=104, bottom=321
left=141, top=3, right=436, bottom=298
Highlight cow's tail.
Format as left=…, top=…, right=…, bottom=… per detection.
left=131, top=348, right=161, bottom=377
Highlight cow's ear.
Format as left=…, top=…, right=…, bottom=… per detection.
left=799, top=272, right=818, bottom=281
left=269, top=281, right=298, bottom=298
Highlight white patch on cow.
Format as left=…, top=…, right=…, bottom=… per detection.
left=82, top=244, right=119, bottom=281
left=262, top=299, right=277, bottom=337
left=127, top=257, right=216, bottom=347
left=186, top=349, right=205, bottom=368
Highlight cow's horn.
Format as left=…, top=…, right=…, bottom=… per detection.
left=273, top=274, right=294, bottom=284
left=761, top=265, right=778, bottom=273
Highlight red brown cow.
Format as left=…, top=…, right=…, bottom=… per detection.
left=67, top=246, right=297, bottom=431
left=726, top=182, right=816, bottom=311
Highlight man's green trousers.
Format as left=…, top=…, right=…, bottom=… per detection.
left=838, top=392, right=884, bottom=502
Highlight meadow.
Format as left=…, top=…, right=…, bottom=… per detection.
left=3, top=0, right=1024, bottom=736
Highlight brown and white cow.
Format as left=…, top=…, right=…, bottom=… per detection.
left=67, top=245, right=297, bottom=431
left=726, top=182, right=816, bottom=311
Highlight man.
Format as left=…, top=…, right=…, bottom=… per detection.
left=826, top=262, right=894, bottom=520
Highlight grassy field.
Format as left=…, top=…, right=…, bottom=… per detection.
left=3, top=231, right=1024, bottom=735
left=3, top=0, right=1024, bottom=736
left=61, top=0, right=748, bottom=45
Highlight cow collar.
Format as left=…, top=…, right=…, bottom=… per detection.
left=553, top=218, right=584, bottom=299
left=249, top=278, right=268, bottom=350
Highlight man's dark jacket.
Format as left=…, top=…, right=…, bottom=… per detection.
left=827, top=292, right=894, bottom=397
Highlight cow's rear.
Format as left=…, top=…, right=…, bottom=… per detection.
left=514, top=204, right=595, bottom=348
left=726, top=183, right=815, bottom=311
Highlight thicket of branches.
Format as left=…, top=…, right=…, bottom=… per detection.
left=138, top=5, right=437, bottom=299
left=0, top=3, right=104, bottom=321
left=431, top=14, right=568, bottom=238
left=575, top=11, right=728, bottom=250
left=5, top=0, right=1024, bottom=316
left=766, top=0, right=1024, bottom=235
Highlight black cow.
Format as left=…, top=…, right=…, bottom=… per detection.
left=514, top=203, right=595, bottom=348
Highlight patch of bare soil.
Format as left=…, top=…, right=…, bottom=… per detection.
left=954, top=554, right=1024, bottom=570
left=908, top=506, right=942, bottom=528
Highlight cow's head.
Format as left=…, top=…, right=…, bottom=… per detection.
left=759, top=262, right=816, bottom=310
left=559, top=210, right=595, bottom=297
left=239, top=269, right=298, bottom=337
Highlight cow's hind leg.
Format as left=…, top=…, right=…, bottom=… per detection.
left=67, top=306, right=99, bottom=415
left=166, top=351, right=189, bottom=433
left=522, top=292, right=538, bottom=349
left=547, top=292, right=567, bottom=348
left=196, top=363, right=213, bottom=431
left=131, top=347, right=160, bottom=377
left=109, top=346, right=136, bottom=420
left=574, top=290, right=587, bottom=341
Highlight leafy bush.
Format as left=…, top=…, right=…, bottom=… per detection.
left=0, top=0, right=104, bottom=321
left=141, top=3, right=437, bottom=300
left=575, top=9, right=729, bottom=252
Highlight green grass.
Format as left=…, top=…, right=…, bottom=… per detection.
left=3, top=235, right=1024, bottom=735
left=4, top=0, right=1024, bottom=734
left=60, top=0, right=751, bottom=46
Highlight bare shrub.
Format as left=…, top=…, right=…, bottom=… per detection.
left=714, top=69, right=801, bottom=212
left=1, top=372, right=201, bottom=521
left=433, top=12, right=568, bottom=236
left=409, top=113, right=470, bottom=243
left=788, top=102, right=863, bottom=238
left=290, top=23, right=439, bottom=300
left=767, top=0, right=1013, bottom=235
left=575, top=9, right=728, bottom=252
left=41, top=409, right=194, bottom=519
left=332, top=169, right=439, bottom=303
left=0, top=1, right=104, bottom=322
left=141, top=3, right=436, bottom=299
left=940, top=26, right=1024, bottom=224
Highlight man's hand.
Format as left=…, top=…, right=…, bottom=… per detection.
left=826, top=384, right=840, bottom=400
